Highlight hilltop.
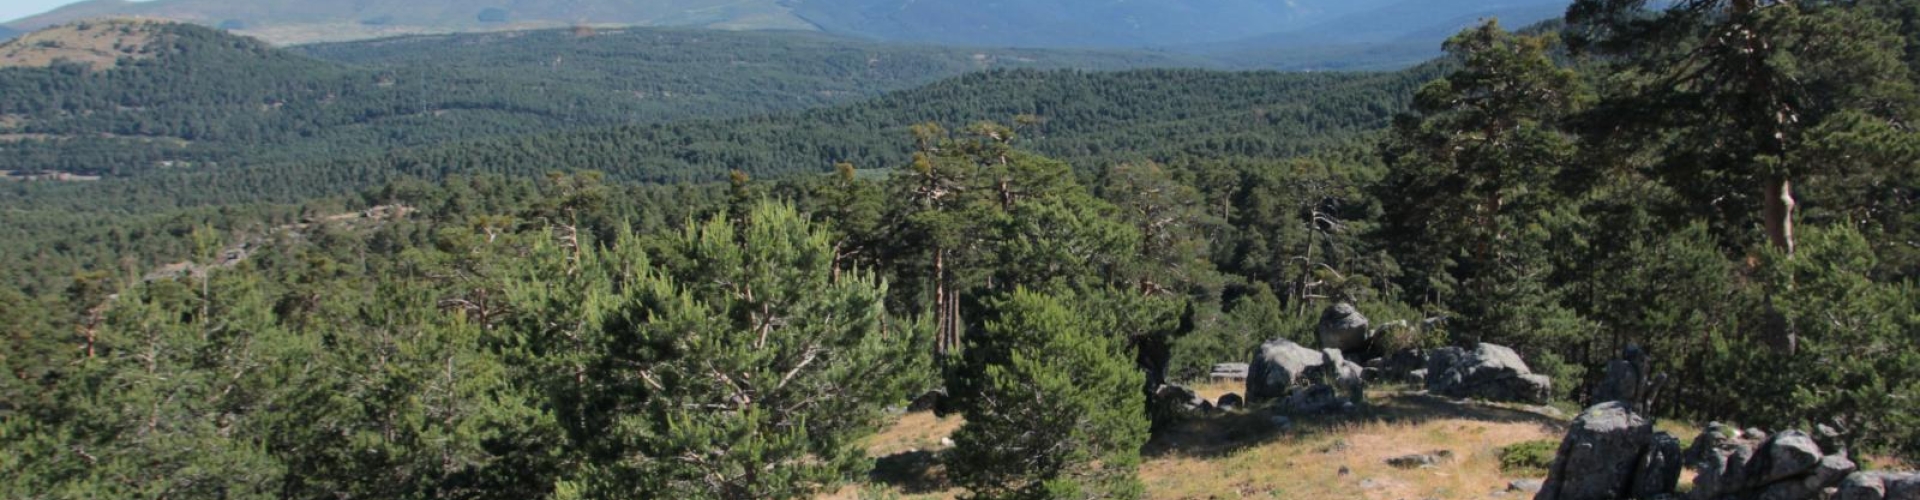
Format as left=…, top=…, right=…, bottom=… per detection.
left=1, top=0, right=1569, bottom=68
left=0, top=20, right=1202, bottom=179
left=0, top=19, right=169, bottom=70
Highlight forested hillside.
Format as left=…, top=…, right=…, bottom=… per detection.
left=1, top=1, right=1917, bottom=499
left=0, top=21, right=1201, bottom=177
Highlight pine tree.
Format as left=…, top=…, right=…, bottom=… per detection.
left=946, top=289, right=1149, bottom=500
left=497, top=201, right=931, bottom=499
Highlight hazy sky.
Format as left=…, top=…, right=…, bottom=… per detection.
left=3, top=0, right=95, bottom=24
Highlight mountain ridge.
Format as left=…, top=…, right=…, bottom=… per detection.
left=4, top=0, right=1572, bottom=68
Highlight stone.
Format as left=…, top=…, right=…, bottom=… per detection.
left=1285, top=384, right=1344, bottom=414
left=1759, top=431, right=1825, bottom=484
left=1269, top=415, right=1294, bottom=431
left=1838, top=471, right=1920, bottom=500
left=907, top=388, right=945, bottom=413
left=1634, top=431, right=1684, bottom=499
left=1151, top=384, right=1213, bottom=420
left=1316, top=302, right=1371, bottom=353
left=1308, top=348, right=1366, bottom=403
left=1428, top=343, right=1551, bottom=404
left=1757, top=453, right=1856, bottom=500
left=1388, top=451, right=1450, bottom=469
left=1535, top=402, right=1653, bottom=500
left=1593, top=345, right=1651, bottom=410
left=1216, top=393, right=1244, bottom=411
left=1509, top=479, right=1546, bottom=493
left=1248, top=339, right=1326, bottom=402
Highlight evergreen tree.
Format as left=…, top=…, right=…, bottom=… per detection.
left=497, top=202, right=931, bottom=499
left=946, top=289, right=1149, bottom=500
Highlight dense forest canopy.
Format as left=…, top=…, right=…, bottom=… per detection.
left=1, top=0, right=1917, bottom=498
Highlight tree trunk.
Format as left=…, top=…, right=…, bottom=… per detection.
left=1763, top=177, right=1796, bottom=255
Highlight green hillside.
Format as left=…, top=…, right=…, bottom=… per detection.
left=0, top=21, right=1204, bottom=177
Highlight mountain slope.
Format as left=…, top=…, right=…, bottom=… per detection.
left=3, top=0, right=1574, bottom=59
left=0, top=26, right=18, bottom=41
left=0, top=21, right=1201, bottom=175
left=4, top=64, right=1439, bottom=212
left=5, top=0, right=816, bottom=44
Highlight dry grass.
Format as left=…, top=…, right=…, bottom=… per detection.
left=0, top=20, right=164, bottom=70
left=826, top=391, right=1578, bottom=499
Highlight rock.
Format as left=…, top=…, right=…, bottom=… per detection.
left=1269, top=415, right=1294, bottom=431
left=1428, top=343, right=1551, bottom=404
left=1509, top=479, right=1546, bottom=493
left=1338, top=465, right=1351, bottom=476
left=1316, top=302, right=1371, bottom=353
left=1309, top=348, right=1367, bottom=403
left=1758, top=453, right=1856, bottom=500
left=1635, top=432, right=1685, bottom=499
left=1248, top=339, right=1326, bottom=402
left=1151, top=384, right=1212, bottom=421
left=1759, top=431, right=1825, bottom=484
left=1536, top=402, right=1653, bottom=500
left=1216, top=393, right=1244, bottom=411
left=1285, top=384, right=1344, bottom=414
left=1593, top=345, right=1651, bottom=410
left=1387, top=451, right=1450, bottom=469
left=1689, top=424, right=1761, bottom=500
left=1838, top=471, right=1920, bottom=500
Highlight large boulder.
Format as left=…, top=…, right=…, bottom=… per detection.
left=1427, top=343, right=1551, bottom=404
left=1838, top=471, right=1920, bottom=500
left=1686, top=425, right=1864, bottom=500
left=1536, top=402, right=1655, bottom=500
left=1635, top=431, right=1686, bottom=500
left=1316, top=302, right=1371, bottom=353
left=1307, top=348, right=1366, bottom=403
left=1247, top=339, right=1325, bottom=402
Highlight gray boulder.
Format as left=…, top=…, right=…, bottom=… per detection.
left=1427, top=343, right=1552, bottom=404
left=1309, top=348, right=1366, bottom=403
left=1316, top=302, right=1371, bottom=353
left=1216, top=393, right=1244, bottom=411
left=1635, top=431, right=1685, bottom=500
left=1838, top=471, right=1920, bottom=500
left=1151, top=384, right=1212, bottom=420
left=1535, top=402, right=1654, bottom=500
left=1284, top=384, right=1345, bottom=414
left=1687, top=426, right=1864, bottom=500
left=1247, top=339, right=1326, bottom=402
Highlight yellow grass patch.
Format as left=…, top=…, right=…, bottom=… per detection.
left=827, top=392, right=1581, bottom=499
left=0, top=20, right=165, bottom=70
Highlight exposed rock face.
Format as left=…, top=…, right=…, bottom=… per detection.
left=1838, top=471, right=1920, bottom=500
left=1686, top=425, right=1864, bottom=500
left=1426, top=343, right=1551, bottom=404
left=1210, top=362, right=1250, bottom=382
left=1316, top=302, right=1372, bottom=354
left=1308, top=348, right=1366, bottom=403
left=1536, top=402, right=1655, bottom=500
left=1247, top=339, right=1325, bottom=402
left=1636, top=431, right=1686, bottom=500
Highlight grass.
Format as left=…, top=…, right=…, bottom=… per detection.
left=826, top=390, right=1573, bottom=499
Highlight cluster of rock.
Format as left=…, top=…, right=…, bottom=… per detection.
left=1247, top=338, right=1366, bottom=414
left=1535, top=348, right=1920, bottom=500
left=1423, top=343, right=1553, bottom=404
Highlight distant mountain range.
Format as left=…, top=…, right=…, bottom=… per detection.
left=3, top=0, right=1571, bottom=67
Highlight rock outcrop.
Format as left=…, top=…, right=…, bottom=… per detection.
left=1686, top=425, right=1859, bottom=500
left=1247, top=339, right=1367, bottom=412
left=1426, top=343, right=1551, bottom=404
left=1535, top=402, right=1675, bottom=500
left=1316, top=302, right=1372, bottom=354
left=1248, top=339, right=1324, bottom=402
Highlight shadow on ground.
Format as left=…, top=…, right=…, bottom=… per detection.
left=1144, top=391, right=1570, bottom=459
left=868, top=449, right=950, bottom=494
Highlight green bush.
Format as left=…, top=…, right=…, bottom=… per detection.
left=1498, top=439, right=1560, bottom=475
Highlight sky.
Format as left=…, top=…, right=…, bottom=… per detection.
left=2, top=0, right=97, bottom=24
